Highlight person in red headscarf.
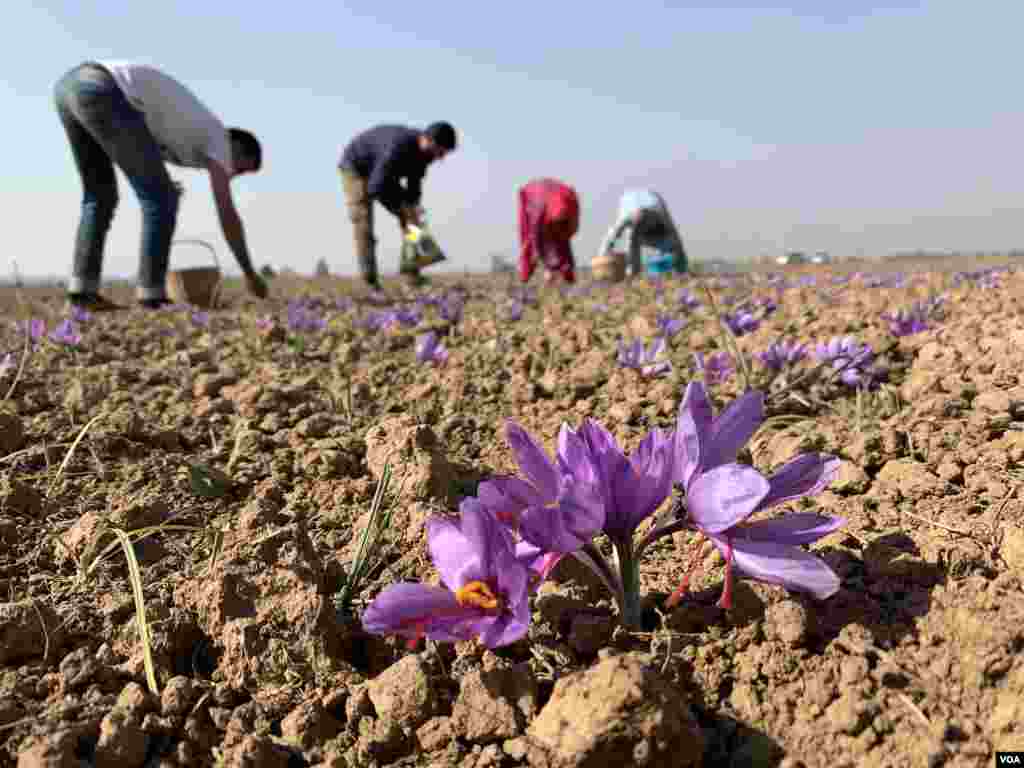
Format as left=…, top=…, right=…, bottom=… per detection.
left=517, top=178, right=580, bottom=284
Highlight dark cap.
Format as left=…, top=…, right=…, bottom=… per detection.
left=425, top=121, right=457, bottom=151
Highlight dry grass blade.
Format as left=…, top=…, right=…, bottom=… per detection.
left=2, top=326, right=32, bottom=402
left=47, top=413, right=106, bottom=498
left=112, top=528, right=159, bottom=696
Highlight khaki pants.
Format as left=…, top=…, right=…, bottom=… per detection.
left=340, top=170, right=417, bottom=283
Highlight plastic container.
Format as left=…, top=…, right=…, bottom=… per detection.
left=591, top=251, right=627, bottom=282
left=643, top=247, right=676, bottom=275
left=402, top=211, right=447, bottom=270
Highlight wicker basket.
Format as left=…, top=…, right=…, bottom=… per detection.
left=591, top=251, right=626, bottom=283
left=166, top=239, right=222, bottom=308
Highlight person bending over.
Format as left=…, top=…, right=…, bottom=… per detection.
left=597, top=188, right=687, bottom=277
left=339, top=121, right=457, bottom=290
left=54, top=60, right=267, bottom=310
left=518, top=178, right=580, bottom=285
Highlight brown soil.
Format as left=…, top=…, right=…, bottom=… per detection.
left=0, top=261, right=1022, bottom=767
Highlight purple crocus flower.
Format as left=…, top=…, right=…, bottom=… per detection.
left=415, top=331, right=449, bottom=365
left=286, top=300, right=327, bottom=332
left=656, top=313, right=685, bottom=339
left=677, top=290, right=701, bottom=311
left=814, top=336, right=879, bottom=388
left=69, top=305, right=92, bottom=323
left=506, top=300, right=524, bottom=321
left=617, top=338, right=673, bottom=377
left=191, top=310, right=211, bottom=328
left=669, top=381, right=844, bottom=607
left=723, top=310, right=760, bottom=337
left=566, top=421, right=675, bottom=541
left=693, top=351, right=734, bottom=385
left=0, top=352, right=13, bottom=378
left=882, top=308, right=928, bottom=337
left=394, top=306, right=423, bottom=328
left=255, top=315, right=275, bottom=331
left=756, top=340, right=808, bottom=372
left=17, top=319, right=45, bottom=342
left=361, top=499, right=532, bottom=649
left=48, top=319, right=81, bottom=347
left=476, top=421, right=605, bottom=558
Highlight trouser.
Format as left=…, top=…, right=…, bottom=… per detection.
left=54, top=62, right=180, bottom=300
left=339, top=170, right=417, bottom=284
left=627, top=210, right=688, bottom=275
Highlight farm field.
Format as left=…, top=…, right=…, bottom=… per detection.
left=1, top=255, right=1023, bottom=768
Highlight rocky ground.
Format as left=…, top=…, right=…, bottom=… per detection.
left=0, top=259, right=1022, bottom=768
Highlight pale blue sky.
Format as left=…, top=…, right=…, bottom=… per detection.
left=6, top=1, right=1024, bottom=280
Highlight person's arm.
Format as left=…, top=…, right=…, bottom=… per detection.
left=598, top=212, right=631, bottom=258
left=518, top=186, right=537, bottom=282
left=206, top=158, right=267, bottom=297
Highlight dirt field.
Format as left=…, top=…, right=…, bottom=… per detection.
left=1, top=257, right=1022, bottom=767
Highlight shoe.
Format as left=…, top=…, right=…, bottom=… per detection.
left=138, top=297, right=173, bottom=310
left=66, top=293, right=125, bottom=312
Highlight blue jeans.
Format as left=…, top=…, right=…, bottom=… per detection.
left=54, top=62, right=180, bottom=300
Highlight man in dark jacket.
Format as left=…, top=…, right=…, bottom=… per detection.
left=339, top=121, right=457, bottom=289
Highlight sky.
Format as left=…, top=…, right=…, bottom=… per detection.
left=5, top=1, right=1024, bottom=281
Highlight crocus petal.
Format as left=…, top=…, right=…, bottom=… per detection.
left=674, top=381, right=712, bottom=488
left=757, top=454, right=841, bottom=511
left=703, top=390, right=765, bottom=470
left=556, top=424, right=597, bottom=484
left=740, top=513, right=846, bottom=545
left=361, top=582, right=465, bottom=638
left=426, top=514, right=481, bottom=592
left=519, top=482, right=604, bottom=553
left=515, top=540, right=563, bottom=585
left=477, top=476, right=546, bottom=524
left=505, top=421, right=560, bottom=500
left=473, top=585, right=531, bottom=648
left=714, top=535, right=842, bottom=600
left=686, top=464, right=769, bottom=533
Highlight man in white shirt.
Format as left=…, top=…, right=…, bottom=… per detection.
left=54, top=61, right=268, bottom=309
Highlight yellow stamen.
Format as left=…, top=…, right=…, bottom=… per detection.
left=455, top=580, right=501, bottom=611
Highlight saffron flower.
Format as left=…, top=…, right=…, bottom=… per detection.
left=814, top=336, right=881, bottom=389
left=48, top=319, right=81, bottom=347
left=286, top=300, right=327, bottom=332
left=723, top=310, right=759, bottom=337
left=756, top=340, right=808, bottom=372
left=882, top=308, right=928, bottom=337
left=191, top=310, right=211, bottom=328
left=476, top=421, right=605, bottom=558
left=16, top=319, right=45, bottom=343
left=677, top=289, right=701, bottom=311
left=415, top=331, right=449, bottom=365
left=69, top=305, right=92, bottom=323
left=506, top=300, right=524, bottom=322
left=693, top=351, right=734, bottom=385
left=669, top=381, right=844, bottom=608
left=656, top=313, right=685, bottom=339
left=617, top=338, right=673, bottom=377
left=361, top=499, right=531, bottom=649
